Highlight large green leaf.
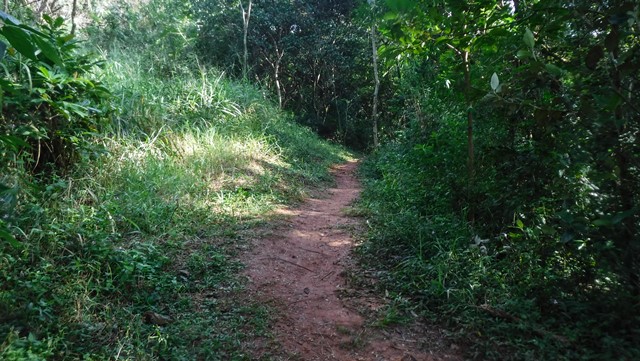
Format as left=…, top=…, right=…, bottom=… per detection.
left=490, top=72, right=499, bottom=91
left=516, top=49, right=532, bottom=59
left=0, top=10, right=20, bottom=25
left=523, top=27, right=535, bottom=49
left=0, top=220, right=20, bottom=249
left=1, top=24, right=37, bottom=61
left=31, top=33, right=63, bottom=67
left=545, top=63, right=564, bottom=77
left=0, top=229, right=20, bottom=248
left=0, top=135, right=30, bottom=150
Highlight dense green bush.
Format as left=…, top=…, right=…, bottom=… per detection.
left=357, top=1, right=639, bottom=359
left=1, top=10, right=111, bottom=255
left=0, top=12, right=111, bottom=174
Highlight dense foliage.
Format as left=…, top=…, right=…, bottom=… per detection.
left=2, top=0, right=639, bottom=359
left=1, top=2, right=348, bottom=359
left=194, top=2, right=640, bottom=358
left=357, top=0, right=640, bottom=359
left=192, top=0, right=376, bottom=147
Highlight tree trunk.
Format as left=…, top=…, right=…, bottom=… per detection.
left=240, top=0, right=252, bottom=80
left=70, top=0, right=77, bottom=35
left=274, top=46, right=284, bottom=109
left=462, top=50, right=476, bottom=223
left=370, top=21, right=380, bottom=148
left=332, top=66, right=344, bottom=142
left=463, top=50, right=474, bottom=180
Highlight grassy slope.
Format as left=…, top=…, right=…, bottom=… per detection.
left=0, top=49, right=350, bottom=360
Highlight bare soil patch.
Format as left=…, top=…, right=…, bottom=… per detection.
left=243, top=160, right=461, bottom=361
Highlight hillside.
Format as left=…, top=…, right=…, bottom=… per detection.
left=0, top=8, right=350, bottom=359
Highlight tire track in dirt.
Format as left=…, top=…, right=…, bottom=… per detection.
left=243, top=160, right=461, bottom=361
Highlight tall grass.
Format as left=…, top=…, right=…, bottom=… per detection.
left=1, top=43, right=349, bottom=360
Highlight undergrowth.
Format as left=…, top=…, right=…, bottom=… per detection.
left=356, top=116, right=640, bottom=360
left=1, top=23, right=349, bottom=361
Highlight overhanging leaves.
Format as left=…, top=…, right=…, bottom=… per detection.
left=1, top=24, right=38, bottom=61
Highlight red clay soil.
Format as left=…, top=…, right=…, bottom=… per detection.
left=243, top=160, right=461, bottom=361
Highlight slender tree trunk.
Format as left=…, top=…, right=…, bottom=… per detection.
left=463, top=50, right=474, bottom=178
left=312, top=60, right=321, bottom=121
left=462, top=50, right=476, bottom=223
left=70, top=0, right=77, bottom=35
left=240, top=0, right=252, bottom=80
left=370, top=21, right=380, bottom=148
left=274, top=46, right=284, bottom=109
left=332, top=66, right=344, bottom=142
left=4, top=0, right=8, bottom=12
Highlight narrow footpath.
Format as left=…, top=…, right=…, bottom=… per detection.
left=243, top=160, right=460, bottom=361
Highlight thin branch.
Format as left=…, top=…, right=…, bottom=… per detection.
left=260, top=257, right=315, bottom=273
left=297, top=246, right=329, bottom=256
left=320, top=270, right=334, bottom=281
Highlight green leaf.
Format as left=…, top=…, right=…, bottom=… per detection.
left=545, top=63, right=564, bottom=77
left=516, top=219, right=524, bottom=229
left=17, top=23, right=49, bottom=39
left=593, top=210, right=636, bottom=227
left=61, top=101, right=89, bottom=118
left=516, top=49, right=531, bottom=59
left=593, top=218, right=610, bottom=227
left=508, top=232, right=522, bottom=239
left=540, top=225, right=556, bottom=235
left=54, top=16, right=65, bottom=28
left=60, top=33, right=75, bottom=45
left=523, top=27, right=535, bottom=49
left=1, top=25, right=37, bottom=61
left=0, top=40, right=6, bottom=60
left=383, top=12, right=398, bottom=21
left=42, top=13, right=54, bottom=25
left=31, top=33, right=63, bottom=67
left=0, top=228, right=20, bottom=248
left=490, top=72, right=499, bottom=91
left=0, top=220, right=20, bottom=249
left=0, top=135, right=30, bottom=150
left=0, top=10, right=20, bottom=25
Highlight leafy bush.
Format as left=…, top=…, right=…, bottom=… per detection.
left=0, top=12, right=111, bottom=174
left=1, top=10, right=111, bottom=261
left=358, top=1, right=640, bottom=358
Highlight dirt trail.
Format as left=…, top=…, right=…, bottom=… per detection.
left=243, top=160, right=460, bottom=361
